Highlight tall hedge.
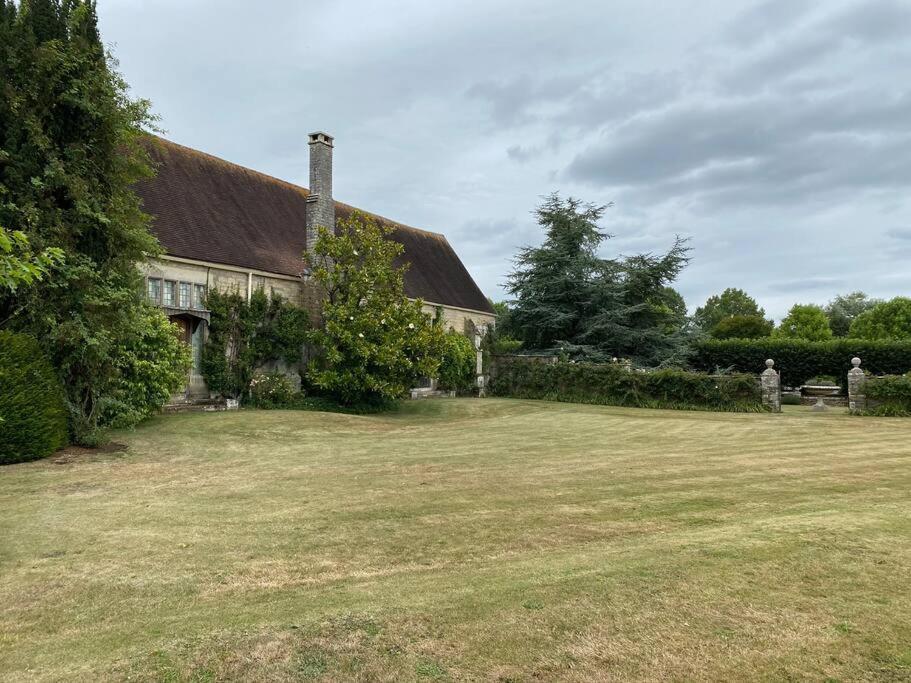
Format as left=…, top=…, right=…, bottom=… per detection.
left=691, top=338, right=911, bottom=388
left=0, top=331, right=68, bottom=464
left=489, top=359, right=764, bottom=412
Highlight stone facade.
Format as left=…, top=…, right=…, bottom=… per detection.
left=144, top=255, right=495, bottom=399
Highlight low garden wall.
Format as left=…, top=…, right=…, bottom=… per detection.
left=489, top=356, right=765, bottom=413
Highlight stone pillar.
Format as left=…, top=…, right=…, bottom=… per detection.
left=474, top=330, right=486, bottom=397
left=848, top=357, right=866, bottom=413
left=761, top=359, right=781, bottom=412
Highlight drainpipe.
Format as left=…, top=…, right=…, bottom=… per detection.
left=247, top=271, right=253, bottom=301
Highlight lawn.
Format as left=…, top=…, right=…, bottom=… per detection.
left=1, top=399, right=910, bottom=681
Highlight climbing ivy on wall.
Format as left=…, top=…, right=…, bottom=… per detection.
left=201, top=289, right=310, bottom=399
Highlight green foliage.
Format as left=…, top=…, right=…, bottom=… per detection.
left=691, top=338, right=911, bottom=388
left=0, top=1, right=164, bottom=443
left=437, top=330, right=476, bottom=393
left=248, top=371, right=300, bottom=409
left=98, top=304, right=190, bottom=430
left=710, top=314, right=773, bottom=340
left=0, top=331, right=68, bottom=463
left=505, top=193, right=691, bottom=365
left=774, top=304, right=833, bottom=341
left=826, top=292, right=879, bottom=338
left=306, top=212, right=445, bottom=405
left=489, top=359, right=763, bottom=412
left=695, top=288, right=766, bottom=332
left=202, top=288, right=309, bottom=400
left=863, top=374, right=911, bottom=417
left=848, top=297, right=911, bottom=340
left=0, top=227, right=63, bottom=292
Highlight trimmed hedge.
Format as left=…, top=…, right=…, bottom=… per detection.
left=691, top=338, right=911, bottom=388
left=0, top=332, right=68, bottom=464
left=863, top=374, right=911, bottom=417
left=489, top=359, right=764, bottom=412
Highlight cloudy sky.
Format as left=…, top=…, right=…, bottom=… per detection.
left=99, top=0, right=911, bottom=320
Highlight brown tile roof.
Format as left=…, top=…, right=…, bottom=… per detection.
left=136, top=136, right=494, bottom=314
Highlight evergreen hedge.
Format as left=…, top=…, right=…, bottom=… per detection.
left=691, top=339, right=911, bottom=388
left=0, top=332, right=68, bottom=464
left=489, top=359, right=764, bottom=412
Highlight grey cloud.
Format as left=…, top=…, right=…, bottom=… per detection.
left=887, top=228, right=911, bottom=241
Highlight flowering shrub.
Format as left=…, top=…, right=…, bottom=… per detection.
left=248, top=372, right=299, bottom=409
left=306, top=212, right=445, bottom=405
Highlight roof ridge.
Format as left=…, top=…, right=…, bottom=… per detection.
left=149, top=135, right=446, bottom=240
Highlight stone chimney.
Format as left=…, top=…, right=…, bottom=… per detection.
left=305, top=131, right=335, bottom=254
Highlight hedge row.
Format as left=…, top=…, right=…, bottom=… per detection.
left=0, top=331, right=68, bottom=464
left=691, top=338, right=911, bottom=388
left=862, top=374, right=911, bottom=417
left=489, top=359, right=764, bottom=412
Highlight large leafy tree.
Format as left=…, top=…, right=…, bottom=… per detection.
left=826, top=291, right=880, bottom=337
left=849, top=297, right=911, bottom=340
left=710, top=314, right=773, bottom=339
left=694, top=288, right=767, bottom=332
left=0, top=0, right=184, bottom=442
left=306, top=212, right=445, bottom=405
left=506, top=193, right=691, bottom=365
left=774, top=304, right=833, bottom=341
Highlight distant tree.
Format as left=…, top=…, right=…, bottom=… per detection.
left=710, top=314, right=773, bottom=340
left=774, top=304, right=833, bottom=341
left=306, top=212, right=445, bottom=405
left=694, top=288, right=766, bottom=332
left=506, top=193, right=691, bottom=365
left=848, top=297, right=911, bottom=340
left=826, top=291, right=880, bottom=337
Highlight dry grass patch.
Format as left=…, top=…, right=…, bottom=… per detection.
left=1, top=399, right=910, bottom=681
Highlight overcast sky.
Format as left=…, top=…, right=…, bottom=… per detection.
left=99, top=0, right=911, bottom=320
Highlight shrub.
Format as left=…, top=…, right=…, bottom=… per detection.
left=862, top=374, right=911, bottom=416
left=0, top=332, right=68, bottom=464
left=437, top=331, right=476, bottom=393
left=691, top=338, right=911, bottom=388
left=489, top=358, right=763, bottom=412
left=99, top=304, right=191, bottom=430
left=248, top=372, right=299, bottom=409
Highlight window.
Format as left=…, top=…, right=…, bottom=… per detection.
left=179, top=282, right=191, bottom=308
left=163, top=281, right=176, bottom=307
left=147, top=278, right=162, bottom=304
left=194, top=284, right=206, bottom=309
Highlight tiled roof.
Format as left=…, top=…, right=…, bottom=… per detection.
left=135, top=137, right=494, bottom=314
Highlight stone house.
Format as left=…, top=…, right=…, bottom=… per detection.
left=135, top=132, right=496, bottom=398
